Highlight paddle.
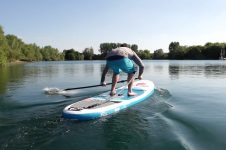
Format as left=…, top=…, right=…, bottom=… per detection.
left=44, top=78, right=138, bottom=95
left=64, top=79, right=129, bottom=91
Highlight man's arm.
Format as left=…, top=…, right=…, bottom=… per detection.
left=101, top=65, right=109, bottom=84
left=132, top=53, right=144, bottom=79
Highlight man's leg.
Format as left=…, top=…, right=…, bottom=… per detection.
left=110, top=73, right=119, bottom=96
left=127, top=73, right=136, bottom=96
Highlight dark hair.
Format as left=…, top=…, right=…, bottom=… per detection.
left=120, top=43, right=128, bottom=47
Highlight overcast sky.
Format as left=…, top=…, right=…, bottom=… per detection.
left=1, top=0, right=226, bottom=53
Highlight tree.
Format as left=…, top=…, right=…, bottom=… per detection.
left=153, top=49, right=165, bottom=59
left=64, top=49, right=75, bottom=60
left=202, top=42, right=224, bottom=59
left=92, top=54, right=102, bottom=60
left=168, top=42, right=180, bottom=59
left=40, top=46, right=61, bottom=61
left=5, top=34, right=24, bottom=61
left=21, top=44, right=35, bottom=61
left=32, top=44, right=42, bottom=61
left=74, top=51, right=84, bottom=60
left=0, top=25, right=65, bottom=63
left=64, top=49, right=84, bottom=60
left=99, top=43, right=118, bottom=57
left=0, top=48, right=7, bottom=65
left=83, top=47, right=94, bottom=60
left=0, top=26, right=9, bottom=65
left=168, top=42, right=186, bottom=59
left=99, top=43, right=140, bottom=59
left=131, top=44, right=138, bottom=53
left=137, top=50, right=152, bottom=59
left=185, top=46, right=204, bottom=59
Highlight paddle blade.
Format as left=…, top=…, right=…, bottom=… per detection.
left=43, top=87, right=62, bottom=95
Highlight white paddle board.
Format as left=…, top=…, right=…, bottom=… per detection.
left=62, top=80, right=155, bottom=120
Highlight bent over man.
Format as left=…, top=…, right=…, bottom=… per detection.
left=101, top=44, right=144, bottom=96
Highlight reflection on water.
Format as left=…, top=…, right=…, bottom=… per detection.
left=84, top=63, right=94, bottom=74
left=204, top=65, right=226, bottom=78
left=153, top=64, right=164, bottom=73
left=168, top=61, right=226, bottom=79
left=169, top=65, right=180, bottom=80
left=0, top=64, right=25, bottom=94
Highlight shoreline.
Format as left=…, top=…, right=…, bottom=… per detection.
left=2, top=59, right=225, bottom=66
left=8, top=60, right=28, bottom=65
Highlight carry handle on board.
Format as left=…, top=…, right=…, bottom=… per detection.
left=64, top=78, right=139, bottom=91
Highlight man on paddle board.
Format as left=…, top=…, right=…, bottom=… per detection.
left=101, top=44, right=144, bottom=96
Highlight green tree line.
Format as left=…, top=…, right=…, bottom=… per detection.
left=98, top=43, right=153, bottom=59
left=0, top=26, right=63, bottom=65
left=63, top=43, right=153, bottom=60
left=1, top=25, right=226, bottom=65
left=167, top=42, right=226, bottom=60
left=97, top=42, right=226, bottom=60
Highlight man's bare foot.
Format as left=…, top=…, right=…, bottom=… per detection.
left=128, top=92, right=137, bottom=96
left=110, top=91, right=116, bottom=96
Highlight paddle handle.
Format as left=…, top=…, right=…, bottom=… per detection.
left=64, top=78, right=138, bottom=91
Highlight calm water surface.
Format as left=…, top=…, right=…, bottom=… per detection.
left=0, top=60, right=226, bottom=150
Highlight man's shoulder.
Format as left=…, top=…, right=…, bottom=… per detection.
left=118, top=47, right=132, bottom=51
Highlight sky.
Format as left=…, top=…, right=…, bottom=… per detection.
left=0, top=0, right=226, bottom=53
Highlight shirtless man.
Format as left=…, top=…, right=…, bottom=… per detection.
left=101, top=44, right=144, bottom=96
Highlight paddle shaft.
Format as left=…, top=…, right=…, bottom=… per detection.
left=64, top=78, right=138, bottom=91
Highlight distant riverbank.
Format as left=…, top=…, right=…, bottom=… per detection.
left=7, top=60, right=28, bottom=65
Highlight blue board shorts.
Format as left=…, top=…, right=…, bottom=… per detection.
left=107, top=57, right=135, bottom=74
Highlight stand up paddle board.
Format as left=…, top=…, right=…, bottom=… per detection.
left=62, top=80, right=155, bottom=120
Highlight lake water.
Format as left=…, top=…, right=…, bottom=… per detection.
left=0, top=60, right=226, bottom=150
